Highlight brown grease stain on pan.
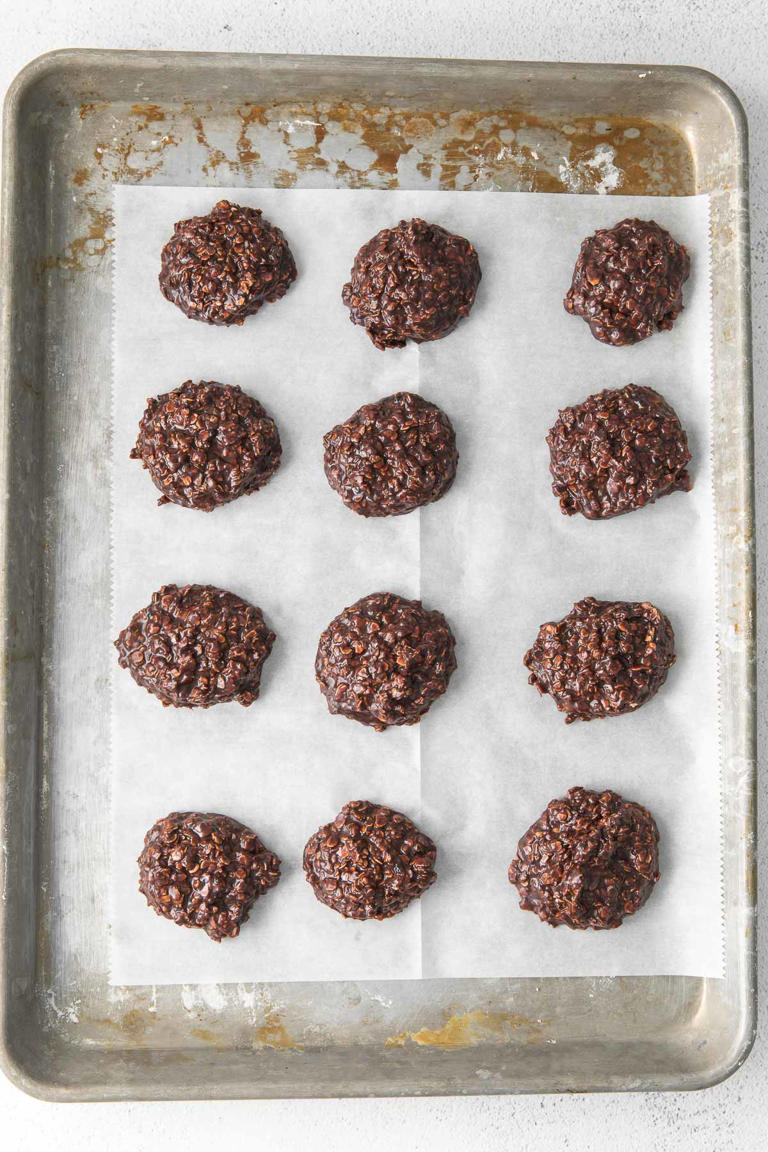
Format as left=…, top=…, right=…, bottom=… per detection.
left=186, top=1013, right=302, bottom=1051
left=105, top=99, right=692, bottom=194
left=130, top=103, right=166, bottom=123
left=384, top=1009, right=548, bottom=1050
left=82, top=1002, right=300, bottom=1053
left=42, top=197, right=113, bottom=274
left=88, top=1009, right=150, bottom=1044
left=191, top=1027, right=229, bottom=1049
left=252, top=1010, right=304, bottom=1051
left=92, top=131, right=178, bottom=183
left=236, top=104, right=268, bottom=169
left=78, top=101, right=109, bottom=119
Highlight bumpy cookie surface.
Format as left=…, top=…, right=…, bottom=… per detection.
left=509, top=787, right=660, bottom=929
left=315, top=592, right=457, bottom=730
left=524, top=597, right=675, bottom=723
left=138, top=811, right=280, bottom=941
left=323, top=391, right=458, bottom=517
left=159, top=200, right=296, bottom=325
left=115, top=584, right=275, bottom=708
left=547, top=383, right=691, bottom=519
left=564, top=218, right=690, bottom=346
left=132, top=380, right=281, bottom=511
left=303, top=800, right=437, bottom=919
left=342, top=218, right=481, bottom=349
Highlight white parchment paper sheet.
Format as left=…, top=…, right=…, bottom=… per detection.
left=111, top=186, right=721, bottom=985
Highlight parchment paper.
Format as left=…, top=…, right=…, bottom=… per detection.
left=110, top=186, right=721, bottom=985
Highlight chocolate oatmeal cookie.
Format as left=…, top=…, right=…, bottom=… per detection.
left=138, top=811, right=280, bottom=941
left=115, top=583, right=275, bottom=708
left=547, top=383, right=692, bottom=519
left=564, top=218, right=690, bottom=346
left=315, top=592, right=457, bottom=730
left=323, top=391, right=458, bottom=517
left=303, top=799, right=437, bottom=919
left=341, top=218, right=481, bottom=349
left=131, top=380, right=282, bottom=511
left=159, top=200, right=297, bottom=325
left=508, top=787, right=660, bottom=929
left=524, top=597, right=675, bottom=723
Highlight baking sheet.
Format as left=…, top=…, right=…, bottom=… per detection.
left=110, top=186, right=721, bottom=985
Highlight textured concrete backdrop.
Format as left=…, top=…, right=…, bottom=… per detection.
left=0, top=1, right=765, bottom=1148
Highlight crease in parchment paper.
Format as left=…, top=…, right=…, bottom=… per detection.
left=110, top=186, right=722, bottom=985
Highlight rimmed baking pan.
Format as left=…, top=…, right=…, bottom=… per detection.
left=0, top=50, right=754, bottom=1099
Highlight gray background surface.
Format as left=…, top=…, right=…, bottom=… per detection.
left=0, top=1, right=764, bottom=1147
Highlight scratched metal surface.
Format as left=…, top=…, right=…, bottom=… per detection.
left=0, top=52, right=754, bottom=1099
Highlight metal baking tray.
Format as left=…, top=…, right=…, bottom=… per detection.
left=0, top=50, right=754, bottom=1100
